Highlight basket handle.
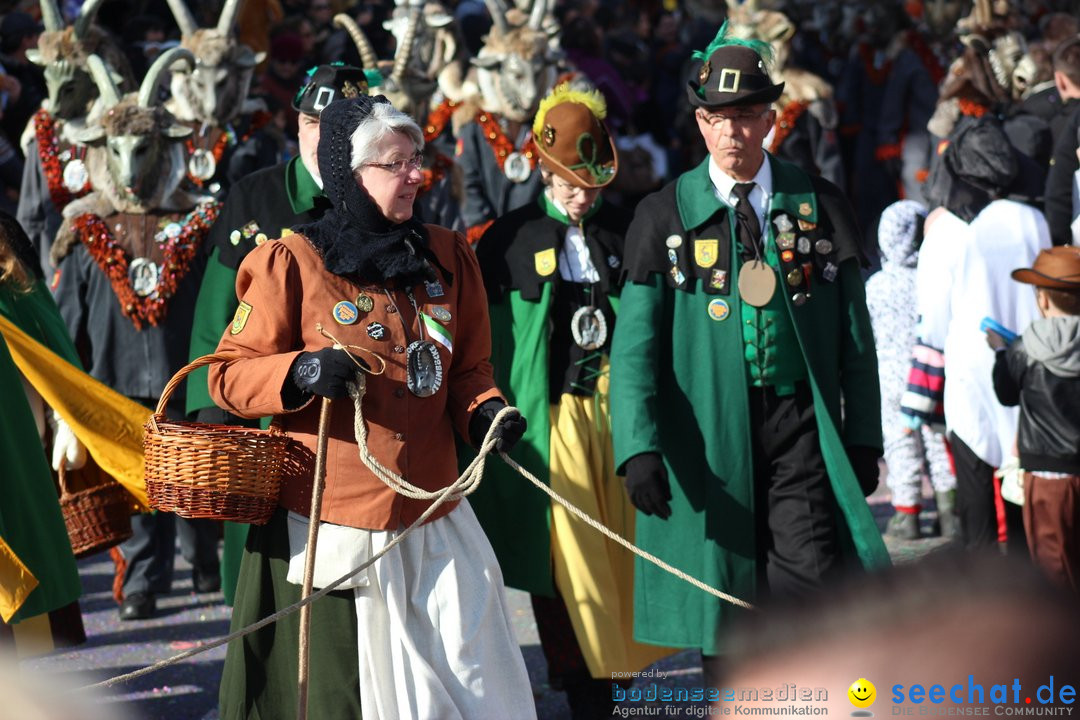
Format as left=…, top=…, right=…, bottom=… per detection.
left=153, top=353, right=242, bottom=418
left=57, top=462, right=71, bottom=500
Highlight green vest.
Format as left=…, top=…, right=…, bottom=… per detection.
left=737, top=218, right=807, bottom=396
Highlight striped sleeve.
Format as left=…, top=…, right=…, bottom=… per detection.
left=899, top=340, right=946, bottom=433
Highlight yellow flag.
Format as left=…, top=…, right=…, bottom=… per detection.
left=0, top=314, right=150, bottom=509
left=0, top=536, right=37, bottom=622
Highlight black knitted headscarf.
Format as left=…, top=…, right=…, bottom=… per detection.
left=295, top=95, right=433, bottom=286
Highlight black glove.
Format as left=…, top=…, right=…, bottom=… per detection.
left=289, top=348, right=366, bottom=399
left=847, top=445, right=882, bottom=497
left=468, top=399, right=527, bottom=453
left=623, top=452, right=672, bottom=519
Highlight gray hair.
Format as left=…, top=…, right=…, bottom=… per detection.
left=349, top=101, right=424, bottom=170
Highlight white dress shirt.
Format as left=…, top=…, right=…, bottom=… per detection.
left=708, top=155, right=774, bottom=242
left=549, top=193, right=601, bottom=283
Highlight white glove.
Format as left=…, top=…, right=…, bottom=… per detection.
left=49, top=409, right=87, bottom=471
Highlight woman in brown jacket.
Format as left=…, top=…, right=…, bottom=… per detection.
left=209, top=95, right=533, bottom=720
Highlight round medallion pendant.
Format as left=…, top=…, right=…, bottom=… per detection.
left=503, top=152, right=532, bottom=183
left=128, top=257, right=160, bottom=298
left=737, top=260, right=777, bottom=307
left=571, top=306, right=608, bottom=351
left=62, top=158, right=89, bottom=193
left=188, top=148, right=217, bottom=181
left=407, top=340, right=444, bottom=397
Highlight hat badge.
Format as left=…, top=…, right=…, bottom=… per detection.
left=698, top=60, right=711, bottom=85
left=542, top=124, right=556, bottom=147
left=341, top=80, right=362, bottom=98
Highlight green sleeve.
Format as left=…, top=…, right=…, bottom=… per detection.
left=837, top=258, right=883, bottom=451
left=610, top=274, right=666, bottom=474
left=186, top=247, right=240, bottom=416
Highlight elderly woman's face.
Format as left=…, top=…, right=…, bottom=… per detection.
left=355, top=132, right=423, bottom=224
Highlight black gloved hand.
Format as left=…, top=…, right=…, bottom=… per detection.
left=468, top=399, right=527, bottom=453
left=289, top=348, right=366, bottom=399
left=847, top=445, right=882, bottom=497
left=623, top=452, right=672, bottom=519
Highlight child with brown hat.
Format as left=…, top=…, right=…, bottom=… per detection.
left=988, top=246, right=1080, bottom=593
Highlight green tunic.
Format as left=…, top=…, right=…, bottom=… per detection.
left=186, top=158, right=326, bottom=605
left=468, top=197, right=626, bottom=596
left=0, top=279, right=82, bottom=622
left=609, top=156, right=889, bottom=655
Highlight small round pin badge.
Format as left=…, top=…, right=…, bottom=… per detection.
left=333, top=300, right=359, bottom=325
left=707, top=298, right=730, bottom=322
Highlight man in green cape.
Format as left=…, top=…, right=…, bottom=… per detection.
left=609, top=22, right=890, bottom=681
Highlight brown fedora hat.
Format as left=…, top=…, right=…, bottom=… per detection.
left=533, top=86, right=618, bottom=189
left=1012, top=246, right=1080, bottom=289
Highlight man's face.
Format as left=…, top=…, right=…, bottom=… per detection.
left=695, top=104, right=775, bottom=180
left=298, top=112, right=321, bottom=182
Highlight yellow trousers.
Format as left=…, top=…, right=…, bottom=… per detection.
left=548, top=372, right=674, bottom=677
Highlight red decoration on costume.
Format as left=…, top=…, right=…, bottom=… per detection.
left=185, top=111, right=272, bottom=186
left=957, top=99, right=988, bottom=118
left=875, top=143, right=902, bottom=162
left=423, top=99, right=460, bottom=143
left=906, top=30, right=945, bottom=85
left=419, top=153, right=454, bottom=195
left=858, top=44, right=893, bottom=86
left=475, top=111, right=538, bottom=178
left=769, top=101, right=809, bottom=154
left=466, top=219, right=494, bottom=247
left=72, top=201, right=220, bottom=329
left=34, top=108, right=90, bottom=211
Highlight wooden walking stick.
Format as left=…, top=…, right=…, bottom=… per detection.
left=296, top=396, right=333, bottom=720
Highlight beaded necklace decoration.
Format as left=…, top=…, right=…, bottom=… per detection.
left=423, top=99, right=460, bottom=142
left=34, top=108, right=91, bottom=211
left=72, top=200, right=220, bottom=329
left=419, top=153, right=454, bottom=195
left=475, top=110, right=537, bottom=181
left=184, top=110, right=272, bottom=186
left=769, top=100, right=809, bottom=154
left=957, top=99, right=988, bottom=118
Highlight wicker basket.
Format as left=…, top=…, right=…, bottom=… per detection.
left=144, top=354, right=289, bottom=525
left=59, top=463, right=134, bottom=559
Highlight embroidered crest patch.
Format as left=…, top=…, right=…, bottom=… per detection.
left=230, top=301, right=252, bottom=335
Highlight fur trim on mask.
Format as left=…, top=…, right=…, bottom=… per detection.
left=181, top=29, right=234, bottom=68
left=780, top=68, right=833, bottom=104
left=36, top=27, right=135, bottom=85
left=100, top=99, right=170, bottom=137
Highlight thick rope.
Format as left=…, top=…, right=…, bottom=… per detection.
left=78, top=399, right=751, bottom=693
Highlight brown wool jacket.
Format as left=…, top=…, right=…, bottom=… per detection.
left=208, top=225, right=503, bottom=529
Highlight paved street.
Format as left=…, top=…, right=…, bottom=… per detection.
left=19, top=477, right=952, bottom=719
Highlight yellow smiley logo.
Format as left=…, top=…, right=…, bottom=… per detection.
left=848, top=678, right=876, bottom=710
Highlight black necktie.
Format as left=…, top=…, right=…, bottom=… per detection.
left=732, top=182, right=761, bottom=259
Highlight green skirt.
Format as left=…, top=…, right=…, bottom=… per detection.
left=218, top=508, right=362, bottom=720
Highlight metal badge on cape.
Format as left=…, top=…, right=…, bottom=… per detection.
left=737, top=260, right=776, bottom=307
left=571, top=306, right=608, bottom=350
left=188, top=148, right=217, bottom=181
left=128, top=258, right=159, bottom=297
left=503, top=152, right=532, bottom=183
left=407, top=340, right=443, bottom=397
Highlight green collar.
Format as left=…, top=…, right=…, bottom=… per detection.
left=286, top=156, right=324, bottom=215
left=538, top=190, right=603, bottom=226
left=675, top=154, right=817, bottom=232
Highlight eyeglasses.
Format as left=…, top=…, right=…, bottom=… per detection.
left=363, top=152, right=423, bottom=175
left=698, top=108, right=771, bottom=128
